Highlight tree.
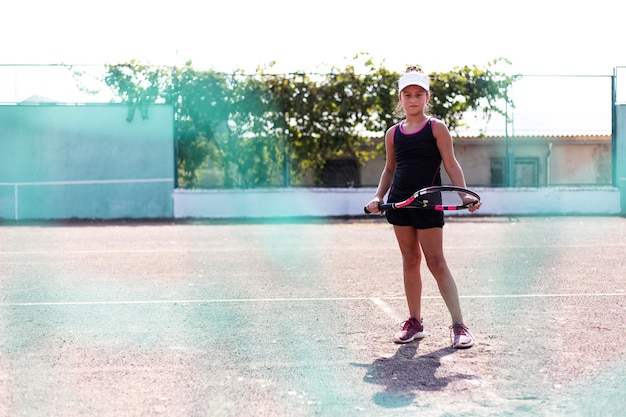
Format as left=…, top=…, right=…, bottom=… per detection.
left=256, top=56, right=400, bottom=184
left=165, top=63, right=232, bottom=187
left=102, top=61, right=295, bottom=188
left=103, top=60, right=169, bottom=122
left=227, top=71, right=289, bottom=188
left=97, top=57, right=517, bottom=188
left=256, top=56, right=516, bottom=184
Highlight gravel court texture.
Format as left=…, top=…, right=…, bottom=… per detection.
left=0, top=216, right=625, bottom=417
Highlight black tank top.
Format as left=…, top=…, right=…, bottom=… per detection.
left=388, top=119, right=442, bottom=203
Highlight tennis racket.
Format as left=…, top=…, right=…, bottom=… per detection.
left=364, top=186, right=481, bottom=213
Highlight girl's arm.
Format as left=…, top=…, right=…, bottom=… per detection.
left=432, top=119, right=467, bottom=188
left=433, top=119, right=482, bottom=212
left=365, top=126, right=396, bottom=213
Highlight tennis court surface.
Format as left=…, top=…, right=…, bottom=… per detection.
left=1, top=216, right=625, bottom=417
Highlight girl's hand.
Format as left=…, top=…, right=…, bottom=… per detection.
left=465, top=197, right=482, bottom=213
left=365, top=198, right=382, bottom=214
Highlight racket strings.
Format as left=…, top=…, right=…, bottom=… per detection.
left=418, top=190, right=477, bottom=208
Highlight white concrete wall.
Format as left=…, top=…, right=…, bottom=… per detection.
left=173, top=187, right=623, bottom=219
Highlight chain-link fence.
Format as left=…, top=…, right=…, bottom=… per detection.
left=2, top=64, right=612, bottom=134
left=1, top=64, right=615, bottom=188
left=613, top=66, right=626, bottom=193
left=0, top=64, right=115, bottom=104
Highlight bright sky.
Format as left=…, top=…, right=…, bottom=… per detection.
left=3, top=0, right=623, bottom=74
left=2, top=0, right=623, bottom=135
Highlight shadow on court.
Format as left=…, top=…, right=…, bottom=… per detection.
left=353, top=344, right=475, bottom=408
left=1, top=216, right=625, bottom=417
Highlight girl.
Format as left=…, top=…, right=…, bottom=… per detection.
left=365, top=66, right=481, bottom=348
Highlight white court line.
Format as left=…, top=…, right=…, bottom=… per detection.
left=370, top=297, right=404, bottom=323
left=1, top=242, right=624, bottom=256
left=0, top=292, right=623, bottom=308
left=0, top=250, right=201, bottom=255
left=371, top=292, right=624, bottom=323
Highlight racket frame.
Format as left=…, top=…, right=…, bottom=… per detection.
left=367, top=185, right=481, bottom=213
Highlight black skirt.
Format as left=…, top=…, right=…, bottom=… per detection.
left=386, top=208, right=444, bottom=229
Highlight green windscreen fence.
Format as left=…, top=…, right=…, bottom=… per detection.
left=614, top=66, right=626, bottom=213
left=0, top=104, right=174, bottom=220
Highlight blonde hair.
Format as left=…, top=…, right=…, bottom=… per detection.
left=394, top=66, right=432, bottom=118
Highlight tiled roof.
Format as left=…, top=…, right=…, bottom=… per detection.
left=455, top=134, right=610, bottom=143
left=455, top=110, right=611, bottom=138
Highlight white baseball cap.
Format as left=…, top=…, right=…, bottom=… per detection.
left=398, top=72, right=429, bottom=92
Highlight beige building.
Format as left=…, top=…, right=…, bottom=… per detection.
left=357, top=134, right=612, bottom=187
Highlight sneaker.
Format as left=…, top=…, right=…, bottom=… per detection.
left=393, top=317, right=425, bottom=344
left=450, top=323, right=474, bottom=348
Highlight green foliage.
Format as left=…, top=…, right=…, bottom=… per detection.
left=166, top=63, right=232, bottom=187
left=227, top=71, right=289, bottom=187
left=98, top=56, right=517, bottom=188
left=103, top=60, right=169, bottom=121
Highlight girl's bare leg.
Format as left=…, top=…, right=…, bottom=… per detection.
left=393, top=225, right=422, bottom=319
left=417, top=227, right=463, bottom=324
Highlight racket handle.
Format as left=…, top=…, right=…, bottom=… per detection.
left=364, top=204, right=391, bottom=214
